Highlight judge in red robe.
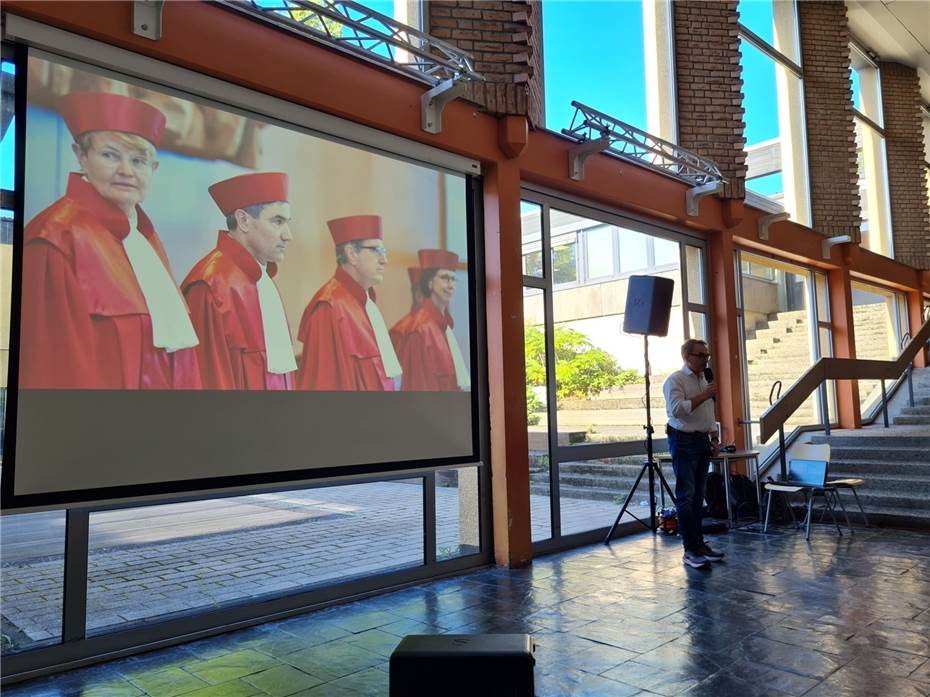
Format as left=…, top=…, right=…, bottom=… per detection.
left=182, top=172, right=297, bottom=390
left=395, top=249, right=471, bottom=392
left=297, top=215, right=402, bottom=391
left=20, top=92, right=201, bottom=389
left=388, top=266, right=422, bottom=356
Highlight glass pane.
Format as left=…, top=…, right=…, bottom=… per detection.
left=558, top=452, right=673, bottom=536
left=552, top=239, right=578, bottom=285
left=521, top=200, right=543, bottom=278
left=618, top=227, right=649, bottom=272
left=524, top=287, right=552, bottom=542
left=653, top=237, right=679, bottom=267
left=815, top=272, right=830, bottom=322
left=740, top=253, right=816, bottom=452
left=740, top=37, right=810, bottom=225
left=543, top=0, right=647, bottom=131
left=856, top=119, right=894, bottom=258
left=852, top=282, right=903, bottom=415
left=738, top=0, right=801, bottom=64
left=585, top=226, right=614, bottom=279
left=850, top=45, right=882, bottom=125
left=550, top=211, right=683, bottom=446
left=1, top=60, right=15, bottom=191
left=689, top=312, right=708, bottom=342
left=738, top=0, right=775, bottom=46
left=686, top=245, right=705, bottom=305
left=436, top=466, right=480, bottom=561
left=85, top=480, right=424, bottom=635
left=1, top=511, right=67, bottom=654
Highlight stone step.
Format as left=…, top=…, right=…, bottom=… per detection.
left=845, top=491, right=930, bottom=512
left=825, top=473, right=930, bottom=495
left=828, top=447, right=930, bottom=464
left=893, top=415, right=930, bottom=425
left=535, top=473, right=678, bottom=492
left=899, top=406, right=930, bottom=415
left=812, top=434, right=930, bottom=448
left=555, top=462, right=657, bottom=477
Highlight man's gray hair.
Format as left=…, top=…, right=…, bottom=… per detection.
left=681, top=338, right=708, bottom=357
left=335, top=241, right=361, bottom=265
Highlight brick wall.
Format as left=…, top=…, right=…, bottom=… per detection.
left=797, top=1, right=861, bottom=239
left=879, top=61, right=930, bottom=270
left=673, top=0, right=746, bottom=199
left=427, top=1, right=543, bottom=126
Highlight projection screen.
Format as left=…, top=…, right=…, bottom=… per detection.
left=2, top=49, right=479, bottom=509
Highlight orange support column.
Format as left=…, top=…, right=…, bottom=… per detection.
left=706, top=229, right=747, bottom=453
left=483, top=160, right=532, bottom=568
left=828, top=265, right=861, bottom=429
left=906, top=289, right=928, bottom=368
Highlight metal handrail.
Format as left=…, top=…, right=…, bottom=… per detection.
left=221, top=0, right=484, bottom=86
left=759, top=316, right=930, bottom=442
left=560, top=101, right=724, bottom=187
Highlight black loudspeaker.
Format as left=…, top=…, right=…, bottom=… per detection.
left=390, top=634, right=535, bottom=696
left=623, top=275, right=674, bottom=337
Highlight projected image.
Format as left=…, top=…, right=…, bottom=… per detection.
left=19, top=55, right=471, bottom=393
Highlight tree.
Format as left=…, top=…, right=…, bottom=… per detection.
left=524, top=325, right=640, bottom=401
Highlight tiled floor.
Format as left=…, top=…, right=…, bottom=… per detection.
left=5, top=524, right=930, bottom=696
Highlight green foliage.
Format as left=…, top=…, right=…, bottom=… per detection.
left=524, top=325, right=641, bottom=400
left=526, top=386, right=543, bottom=426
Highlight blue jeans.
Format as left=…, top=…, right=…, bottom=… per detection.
left=667, top=428, right=711, bottom=553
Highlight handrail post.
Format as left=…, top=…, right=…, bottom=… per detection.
left=902, top=334, right=914, bottom=408
left=818, top=382, right=831, bottom=437
left=880, top=379, right=889, bottom=428
left=778, top=425, right=787, bottom=480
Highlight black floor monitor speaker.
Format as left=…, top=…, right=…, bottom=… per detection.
left=623, top=275, right=674, bottom=337
left=390, top=634, right=535, bottom=696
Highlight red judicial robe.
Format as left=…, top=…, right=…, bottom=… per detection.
left=388, top=302, right=420, bottom=358
left=297, top=266, right=394, bottom=391
left=182, top=232, right=295, bottom=390
left=20, top=173, right=201, bottom=389
left=397, top=299, right=460, bottom=392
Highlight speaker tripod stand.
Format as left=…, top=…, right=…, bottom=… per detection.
left=604, top=335, right=676, bottom=544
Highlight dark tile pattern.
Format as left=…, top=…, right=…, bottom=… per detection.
left=4, top=527, right=930, bottom=696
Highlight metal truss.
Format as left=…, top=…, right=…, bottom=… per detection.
left=221, top=0, right=482, bottom=87
left=561, top=101, right=724, bottom=188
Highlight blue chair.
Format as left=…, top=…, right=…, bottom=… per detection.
left=763, top=459, right=845, bottom=540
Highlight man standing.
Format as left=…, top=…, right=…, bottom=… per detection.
left=389, top=266, right=424, bottom=356
left=20, top=92, right=200, bottom=389
left=182, top=172, right=297, bottom=390
left=393, top=249, right=470, bottom=391
left=663, top=339, right=723, bottom=568
left=297, top=215, right=401, bottom=391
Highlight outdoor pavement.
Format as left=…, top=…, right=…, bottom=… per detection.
left=1, top=482, right=631, bottom=650
left=4, top=524, right=930, bottom=696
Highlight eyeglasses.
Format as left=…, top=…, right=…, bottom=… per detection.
left=357, top=244, right=387, bottom=257
left=689, top=352, right=711, bottom=359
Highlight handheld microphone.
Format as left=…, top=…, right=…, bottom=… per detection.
left=703, top=367, right=715, bottom=402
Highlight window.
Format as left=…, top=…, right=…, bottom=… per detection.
left=851, top=43, right=893, bottom=258
left=738, top=0, right=811, bottom=226
left=542, top=1, right=676, bottom=141
left=736, top=252, right=830, bottom=453
left=852, top=281, right=908, bottom=415
left=552, top=235, right=579, bottom=286
left=585, top=226, right=615, bottom=279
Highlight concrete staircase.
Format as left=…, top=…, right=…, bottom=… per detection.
left=808, top=367, right=930, bottom=528
left=530, top=458, right=678, bottom=504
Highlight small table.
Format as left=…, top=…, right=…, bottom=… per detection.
left=659, top=450, right=761, bottom=528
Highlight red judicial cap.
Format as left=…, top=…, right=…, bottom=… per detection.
left=59, top=92, right=166, bottom=147
left=209, top=172, right=289, bottom=216
left=328, top=215, right=382, bottom=245
left=418, top=249, right=460, bottom=270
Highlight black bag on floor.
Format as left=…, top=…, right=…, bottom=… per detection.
left=704, top=472, right=729, bottom=519
left=730, top=473, right=759, bottom=519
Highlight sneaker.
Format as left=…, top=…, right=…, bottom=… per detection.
left=697, top=545, right=725, bottom=562
left=683, top=551, right=710, bottom=568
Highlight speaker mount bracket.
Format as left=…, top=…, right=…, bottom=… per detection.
left=822, top=234, right=853, bottom=260
left=686, top=181, right=724, bottom=217
left=758, top=212, right=789, bottom=240
left=568, top=132, right=612, bottom=181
